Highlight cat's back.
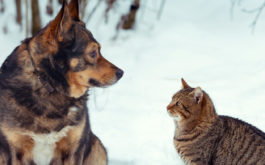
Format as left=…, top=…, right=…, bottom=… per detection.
left=214, top=115, right=265, bottom=165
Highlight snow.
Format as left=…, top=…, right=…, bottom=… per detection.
left=0, top=0, right=265, bottom=165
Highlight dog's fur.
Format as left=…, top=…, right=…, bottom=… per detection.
left=0, top=0, right=123, bottom=164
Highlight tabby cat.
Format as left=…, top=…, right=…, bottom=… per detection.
left=167, top=79, right=265, bottom=165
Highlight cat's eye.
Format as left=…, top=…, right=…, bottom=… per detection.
left=175, top=101, right=180, bottom=106
left=89, top=51, right=97, bottom=58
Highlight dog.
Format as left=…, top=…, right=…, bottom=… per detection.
left=0, top=0, right=123, bottom=164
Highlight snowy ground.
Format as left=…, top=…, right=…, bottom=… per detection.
left=0, top=0, right=265, bottom=165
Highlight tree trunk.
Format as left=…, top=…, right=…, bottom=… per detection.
left=25, top=0, right=29, bottom=37
left=31, top=0, right=41, bottom=35
left=15, top=0, right=22, bottom=26
left=105, top=0, right=116, bottom=23
left=118, top=0, right=140, bottom=30
left=80, top=0, right=89, bottom=20
left=46, top=0, right=53, bottom=16
left=0, top=0, right=5, bottom=13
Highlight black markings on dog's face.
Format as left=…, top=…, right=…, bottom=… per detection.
left=89, top=51, right=97, bottom=58
left=67, top=25, right=100, bottom=73
left=89, top=79, right=100, bottom=86
left=70, top=57, right=94, bottom=72
left=41, top=22, right=101, bottom=93
left=40, top=57, right=69, bottom=90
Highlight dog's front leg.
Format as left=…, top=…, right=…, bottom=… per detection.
left=0, top=151, right=10, bottom=165
left=50, top=150, right=77, bottom=165
left=83, top=135, right=107, bottom=165
left=0, top=131, right=12, bottom=165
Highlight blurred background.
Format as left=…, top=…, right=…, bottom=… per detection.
left=0, top=0, right=265, bottom=164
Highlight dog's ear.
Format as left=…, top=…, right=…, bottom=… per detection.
left=68, top=0, right=80, bottom=21
left=48, top=0, right=72, bottom=41
left=181, top=78, right=191, bottom=89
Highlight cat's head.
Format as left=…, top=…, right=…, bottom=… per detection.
left=167, top=78, right=216, bottom=123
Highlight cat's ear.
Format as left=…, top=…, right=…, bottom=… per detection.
left=191, top=87, right=203, bottom=104
left=181, top=78, right=191, bottom=89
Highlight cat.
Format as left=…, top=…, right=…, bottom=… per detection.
left=167, top=78, right=265, bottom=165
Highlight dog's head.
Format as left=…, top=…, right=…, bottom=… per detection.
left=29, top=0, right=123, bottom=98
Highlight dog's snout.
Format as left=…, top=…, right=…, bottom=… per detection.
left=115, top=69, right=124, bottom=80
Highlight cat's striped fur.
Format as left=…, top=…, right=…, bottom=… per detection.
left=167, top=79, right=265, bottom=165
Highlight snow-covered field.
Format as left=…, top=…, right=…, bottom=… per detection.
left=0, top=0, right=265, bottom=165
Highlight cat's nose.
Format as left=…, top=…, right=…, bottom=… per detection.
left=167, top=104, right=172, bottom=110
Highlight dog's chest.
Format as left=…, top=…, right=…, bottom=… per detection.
left=30, top=125, right=74, bottom=165
left=30, top=106, right=80, bottom=165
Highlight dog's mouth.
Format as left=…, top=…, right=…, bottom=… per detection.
left=88, top=77, right=120, bottom=88
left=89, top=79, right=101, bottom=87
left=86, top=68, right=123, bottom=88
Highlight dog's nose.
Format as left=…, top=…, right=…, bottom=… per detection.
left=115, top=69, right=124, bottom=80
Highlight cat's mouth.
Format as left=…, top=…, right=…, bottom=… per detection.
left=173, top=115, right=182, bottom=121
left=167, top=110, right=181, bottom=121
left=167, top=109, right=174, bottom=116
left=167, top=109, right=182, bottom=121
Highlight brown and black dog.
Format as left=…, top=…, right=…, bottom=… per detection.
left=0, top=0, right=123, bottom=164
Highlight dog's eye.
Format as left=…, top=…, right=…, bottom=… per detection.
left=89, top=51, right=97, bottom=58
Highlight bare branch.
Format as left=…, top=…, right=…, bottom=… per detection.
left=231, top=0, right=265, bottom=32
left=230, top=0, right=245, bottom=19
left=230, top=0, right=236, bottom=19
left=80, top=0, right=89, bottom=20
left=105, top=0, right=116, bottom=23
left=85, top=0, right=103, bottom=23
left=242, top=1, right=265, bottom=32
left=157, top=0, right=166, bottom=20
